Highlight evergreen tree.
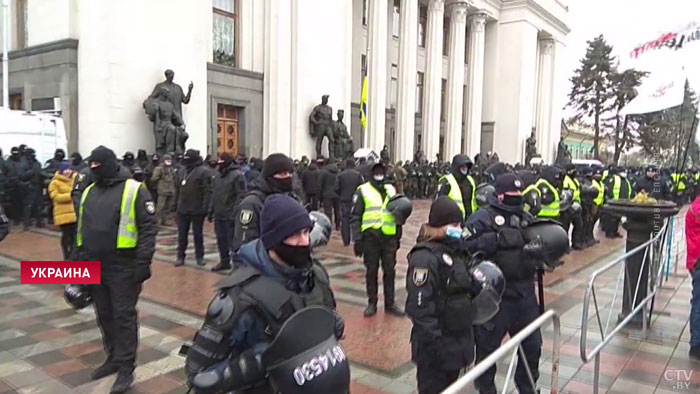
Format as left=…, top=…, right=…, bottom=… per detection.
left=567, top=35, right=616, bottom=160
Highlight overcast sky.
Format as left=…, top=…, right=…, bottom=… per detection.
left=559, top=0, right=700, bottom=115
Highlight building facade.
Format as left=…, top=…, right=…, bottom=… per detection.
left=0, top=0, right=569, bottom=164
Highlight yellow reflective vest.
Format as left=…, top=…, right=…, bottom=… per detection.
left=359, top=182, right=397, bottom=236
left=563, top=175, right=581, bottom=203
left=76, top=179, right=141, bottom=248
left=591, top=179, right=604, bottom=206
left=438, top=173, right=477, bottom=220
left=671, top=173, right=686, bottom=191
left=527, top=179, right=560, bottom=218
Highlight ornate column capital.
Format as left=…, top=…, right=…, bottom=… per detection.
left=541, top=38, right=556, bottom=54
left=448, top=1, right=469, bottom=22
left=469, top=12, right=488, bottom=32
left=428, top=0, right=445, bottom=13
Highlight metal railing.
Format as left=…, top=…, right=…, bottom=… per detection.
left=579, top=217, right=676, bottom=394
left=441, top=309, right=561, bottom=394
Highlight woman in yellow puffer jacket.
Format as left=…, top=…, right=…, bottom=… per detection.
left=48, top=163, right=77, bottom=259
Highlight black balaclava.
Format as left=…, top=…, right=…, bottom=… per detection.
left=262, top=153, right=294, bottom=193
left=218, top=153, right=234, bottom=174
left=182, top=149, right=199, bottom=169
left=10, top=147, right=20, bottom=161
left=54, top=149, right=66, bottom=161
left=122, top=152, right=135, bottom=167
left=89, top=146, right=119, bottom=183
left=71, top=152, right=83, bottom=166
left=151, top=154, right=160, bottom=166
left=450, top=154, right=472, bottom=180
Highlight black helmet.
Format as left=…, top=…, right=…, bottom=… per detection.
left=387, top=195, right=413, bottom=225
left=475, top=183, right=495, bottom=208
left=64, top=284, right=92, bottom=310
left=263, top=307, right=350, bottom=393
left=309, top=211, right=332, bottom=249
left=521, top=220, right=569, bottom=267
left=469, top=260, right=505, bottom=325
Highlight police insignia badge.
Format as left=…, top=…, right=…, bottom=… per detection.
left=145, top=201, right=155, bottom=215
left=78, top=173, right=85, bottom=182
left=514, top=179, right=522, bottom=188
left=495, top=215, right=505, bottom=226
left=412, top=268, right=428, bottom=287
left=442, top=253, right=453, bottom=266
left=240, top=209, right=253, bottom=225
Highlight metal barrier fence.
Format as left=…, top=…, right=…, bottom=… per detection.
left=441, top=310, right=561, bottom=394
left=579, top=216, right=677, bottom=394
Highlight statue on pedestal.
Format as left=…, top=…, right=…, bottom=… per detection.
left=143, top=69, right=193, bottom=155
left=309, top=95, right=334, bottom=158
left=333, top=109, right=353, bottom=159
left=525, top=131, right=538, bottom=165
left=555, top=136, right=572, bottom=166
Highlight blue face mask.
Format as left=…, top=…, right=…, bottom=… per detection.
left=445, top=226, right=462, bottom=239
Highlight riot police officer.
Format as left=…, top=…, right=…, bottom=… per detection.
left=75, top=146, right=157, bottom=393
left=561, top=164, right=585, bottom=249
left=465, top=173, right=546, bottom=394
left=232, top=153, right=299, bottom=254
left=21, top=148, right=45, bottom=230
left=350, top=162, right=405, bottom=317
left=634, top=165, right=667, bottom=200
left=185, top=195, right=347, bottom=394
left=523, top=165, right=563, bottom=220
left=406, top=197, right=502, bottom=394
left=437, top=155, right=478, bottom=220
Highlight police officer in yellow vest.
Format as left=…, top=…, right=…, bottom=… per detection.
left=601, top=166, right=630, bottom=238
left=350, top=162, right=405, bottom=317
left=75, top=146, right=157, bottom=394
left=523, top=165, right=562, bottom=220
left=581, top=166, right=604, bottom=247
left=561, top=164, right=586, bottom=250
left=436, top=154, right=478, bottom=220
left=670, top=168, right=686, bottom=205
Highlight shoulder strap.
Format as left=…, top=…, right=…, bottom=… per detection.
left=215, top=266, right=261, bottom=289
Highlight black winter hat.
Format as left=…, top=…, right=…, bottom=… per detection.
left=218, top=152, right=234, bottom=167
left=87, top=146, right=117, bottom=166
left=428, top=196, right=463, bottom=227
left=262, top=153, right=294, bottom=178
left=494, top=173, right=523, bottom=195
left=260, top=194, right=313, bottom=250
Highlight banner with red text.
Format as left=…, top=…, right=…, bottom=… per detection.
left=21, top=261, right=101, bottom=284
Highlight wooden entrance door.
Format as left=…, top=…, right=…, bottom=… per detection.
left=217, top=105, right=239, bottom=156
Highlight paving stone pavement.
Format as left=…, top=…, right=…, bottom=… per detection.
left=0, top=204, right=697, bottom=393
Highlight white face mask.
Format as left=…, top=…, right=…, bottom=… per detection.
left=460, top=167, right=469, bottom=175
left=373, top=175, right=384, bottom=182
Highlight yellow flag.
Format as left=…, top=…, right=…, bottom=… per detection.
left=360, top=76, right=368, bottom=131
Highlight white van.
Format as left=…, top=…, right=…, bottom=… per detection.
left=0, top=109, right=68, bottom=164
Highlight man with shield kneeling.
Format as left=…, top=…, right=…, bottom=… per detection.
left=184, top=195, right=348, bottom=394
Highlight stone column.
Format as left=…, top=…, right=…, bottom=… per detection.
left=464, top=12, right=487, bottom=157
left=444, top=0, right=468, bottom=160
left=366, top=0, right=389, bottom=151
left=396, top=0, right=418, bottom=162
left=422, top=0, right=445, bottom=161
left=536, top=39, right=555, bottom=162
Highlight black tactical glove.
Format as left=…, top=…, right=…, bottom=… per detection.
left=134, top=263, right=152, bottom=283
left=353, top=240, right=364, bottom=257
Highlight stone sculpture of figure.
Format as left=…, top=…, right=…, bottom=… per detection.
left=143, top=69, right=192, bottom=154
left=555, top=136, right=572, bottom=166
left=525, top=131, right=538, bottom=164
left=333, top=109, right=352, bottom=159
left=153, top=87, right=185, bottom=155
left=309, top=95, right=334, bottom=158
left=149, top=69, right=193, bottom=119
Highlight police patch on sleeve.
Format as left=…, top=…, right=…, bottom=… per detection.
left=495, top=215, right=505, bottom=226
left=240, top=209, right=253, bottom=225
left=145, top=201, right=155, bottom=215
left=442, top=253, right=453, bottom=266
left=352, top=193, right=358, bottom=204
left=412, top=268, right=428, bottom=287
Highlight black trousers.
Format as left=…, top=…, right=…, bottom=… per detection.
left=22, top=187, right=43, bottom=226
left=340, top=201, right=353, bottom=246
left=322, top=198, right=341, bottom=230
left=59, top=223, right=77, bottom=260
left=601, top=213, right=620, bottom=237
left=362, top=231, right=398, bottom=306
left=416, top=361, right=460, bottom=394
left=89, top=273, right=142, bottom=373
left=474, top=292, right=542, bottom=394
left=307, top=194, right=319, bottom=212
left=214, top=218, right=234, bottom=265
left=177, top=214, right=205, bottom=260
